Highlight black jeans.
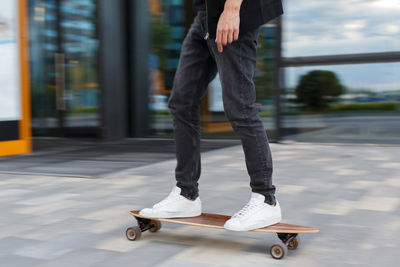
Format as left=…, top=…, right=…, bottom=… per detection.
left=168, top=12, right=276, bottom=205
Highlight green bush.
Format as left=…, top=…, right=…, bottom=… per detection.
left=296, top=70, right=345, bottom=109
left=67, top=107, right=99, bottom=115
left=328, top=102, right=399, bottom=112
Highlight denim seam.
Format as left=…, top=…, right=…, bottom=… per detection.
left=174, top=20, right=205, bottom=199
left=238, top=41, right=245, bottom=117
left=187, top=31, right=210, bottom=198
left=240, top=38, right=269, bottom=181
left=188, top=68, right=199, bottom=199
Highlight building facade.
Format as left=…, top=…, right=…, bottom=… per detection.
left=3, top=0, right=400, bottom=158
left=1, top=0, right=294, bottom=157
left=24, top=0, right=281, bottom=141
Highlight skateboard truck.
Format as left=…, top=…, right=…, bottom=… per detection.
left=136, top=217, right=153, bottom=232
left=126, top=216, right=162, bottom=241
left=278, top=233, right=298, bottom=246
left=269, top=233, right=301, bottom=259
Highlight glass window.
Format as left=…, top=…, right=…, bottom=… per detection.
left=148, top=0, right=280, bottom=139
left=29, top=0, right=100, bottom=136
left=281, top=0, right=400, bottom=143
left=281, top=63, right=400, bottom=143
left=148, top=0, right=185, bottom=137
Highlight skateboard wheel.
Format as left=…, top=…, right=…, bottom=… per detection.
left=270, top=243, right=288, bottom=260
left=126, top=226, right=142, bottom=241
left=149, top=220, right=162, bottom=233
left=287, top=236, right=300, bottom=250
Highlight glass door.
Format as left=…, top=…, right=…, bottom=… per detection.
left=28, top=0, right=100, bottom=137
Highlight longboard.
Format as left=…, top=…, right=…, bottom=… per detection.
left=126, top=210, right=318, bottom=260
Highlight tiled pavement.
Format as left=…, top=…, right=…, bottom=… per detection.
left=0, top=142, right=399, bottom=266
left=0, top=139, right=240, bottom=178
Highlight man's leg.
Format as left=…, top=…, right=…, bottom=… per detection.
left=168, top=12, right=217, bottom=200
left=208, top=28, right=276, bottom=205
left=139, top=13, right=217, bottom=219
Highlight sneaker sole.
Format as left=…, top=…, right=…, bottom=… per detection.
left=224, top=217, right=282, bottom=231
left=139, top=210, right=202, bottom=219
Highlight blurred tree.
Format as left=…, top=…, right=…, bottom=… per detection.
left=254, top=26, right=275, bottom=102
left=296, top=70, right=345, bottom=109
left=150, top=13, right=173, bottom=74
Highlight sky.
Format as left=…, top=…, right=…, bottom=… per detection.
left=282, top=0, right=400, bottom=91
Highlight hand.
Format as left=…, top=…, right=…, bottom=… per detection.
left=215, top=1, right=242, bottom=53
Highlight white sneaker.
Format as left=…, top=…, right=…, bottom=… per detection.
left=224, top=192, right=282, bottom=231
left=139, top=186, right=202, bottom=218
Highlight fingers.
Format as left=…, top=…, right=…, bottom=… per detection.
left=222, top=29, right=228, bottom=47
left=215, top=9, right=240, bottom=53
left=216, top=28, right=237, bottom=53
left=227, top=30, right=234, bottom=44
left=217, top=42, right=224, bottom=53
left=233, top=29, right=239, bottom=41
left=216, top=30, right=224, bottom=53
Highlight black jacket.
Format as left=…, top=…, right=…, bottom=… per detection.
left=201, top=0, right=283, bottom=39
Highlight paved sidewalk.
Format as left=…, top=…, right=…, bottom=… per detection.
left=0, top=138, right=240, bottom=178
left=0, top=142, right=399, bottom=266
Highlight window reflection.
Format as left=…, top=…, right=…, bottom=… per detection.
left=148, top=0, right=279, bottom=138
left=29, top=0, right=100, bottom=135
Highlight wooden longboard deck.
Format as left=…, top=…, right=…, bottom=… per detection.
left=130, top=210, right=319, bottom=234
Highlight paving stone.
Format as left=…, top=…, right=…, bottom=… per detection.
left=0, top=255, right=43, bottom=267
left=98, top=240, right=190, bottom=267
left=36, top=248, right=119, bottom=267
left=0, top=142, right=399, bottom=266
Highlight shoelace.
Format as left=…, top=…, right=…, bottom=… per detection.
left=232, top=200, right=262, bottom=219
left=154, top=191, right=180, bottom=208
